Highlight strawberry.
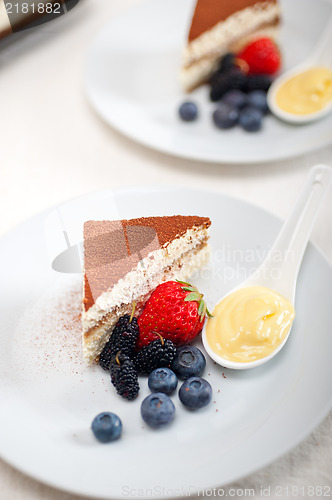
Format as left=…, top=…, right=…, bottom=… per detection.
left=237, top=37, right=281, bottom=75
left=137, top=280, right=212, bottom=349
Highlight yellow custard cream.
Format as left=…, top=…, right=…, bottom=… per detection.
left=205, top=286, right=295, bottom=363
left=276, top=66, right=332, bottom=115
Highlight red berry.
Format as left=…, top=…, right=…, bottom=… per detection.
left=136, top=281, right=211, bottom=349
left=237, top=37, right=281, bottom=75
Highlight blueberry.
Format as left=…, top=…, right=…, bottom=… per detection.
left=247, top=90, right=269, bottom=114
left=179, top=377, right=212, bottom=410
left=141, top=393, right=175, bottom=428
left=178, top=102, right=198, bottom=121
left=222, top=89, right=247, bottom=109
left=212, top=103, right=239, bottom=129
left=172, top=345, right=206, bottom=380
left=91, top=412, right=122, bottom=443
left=239, top=106, right=263, bottom=132
left=148, top=368, right=178, bottom=395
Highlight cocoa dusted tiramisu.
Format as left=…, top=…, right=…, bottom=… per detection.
left=82, top=215, right=211, bottom=364
left=180, top=0, right=281, bottom=91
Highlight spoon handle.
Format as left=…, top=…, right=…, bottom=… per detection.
left=253, top=165, right=332, bottom=301
left=309, top=15, right=332, bottom=67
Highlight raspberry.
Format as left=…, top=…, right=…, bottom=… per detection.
left=110, top=353, right=139, bottom=400
left=237, top=37, right=281, bottom=75
left=99, top=314, right=139, bottom=371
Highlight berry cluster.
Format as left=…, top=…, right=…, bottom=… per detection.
left=98, top=313, right=140, bottom=400
left=141, top=344, right=212, bottom=428
left=92, top=345, right=213, bottom=441
left=210, top=52, right=272, bottom=132
left=99, top=314, right=177, bottom=400
left=179, top=37, right=282, bottom=133
left=91, top=281, right=214, bottom=441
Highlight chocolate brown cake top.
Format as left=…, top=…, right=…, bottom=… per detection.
left=188, top=0, right=277, bottom=42
left=83, top=215, right=211, bottom=311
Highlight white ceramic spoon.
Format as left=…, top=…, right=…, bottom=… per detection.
left=267, top=16, right=332, bottom=124
left=202, top=164, right=332, bottom=369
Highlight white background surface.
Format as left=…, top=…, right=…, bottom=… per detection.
left=0, top=0, right=331, bottom=499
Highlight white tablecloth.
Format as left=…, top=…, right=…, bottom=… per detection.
left=0, top=1, right=331, bottom=498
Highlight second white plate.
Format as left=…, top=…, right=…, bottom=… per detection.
left=84, top=0, right=332, bottom=164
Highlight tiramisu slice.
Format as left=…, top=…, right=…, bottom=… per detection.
left=181, top=0, right=281, bottom=91
left=82, top=215, right=211, bottom=364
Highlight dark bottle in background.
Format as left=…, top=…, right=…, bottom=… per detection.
left=0, top=0, right=80, bottom=40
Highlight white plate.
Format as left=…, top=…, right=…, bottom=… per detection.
left=1, top=187, right=332, bottom=499
left=84, top=0, right=332, bottom=164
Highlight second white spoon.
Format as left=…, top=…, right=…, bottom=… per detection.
left=267, top=16, right=332, bottom=124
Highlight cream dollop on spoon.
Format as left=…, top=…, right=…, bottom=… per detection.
left=267, top=17, right=332, bottom=124
left=202, top=165, right=332, bottom=370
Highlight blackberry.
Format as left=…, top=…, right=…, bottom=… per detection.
left=99, top=338, right=114, bottom=371
left=134, top=334, right=177, bottom=375
left=217, top=52, right=236, bottom=72
left=245, top=74, right=272, bottom=93
left=110, top=352, right=139, bottom=400
left=209, top=68, right=224, bottom=86
left=99, top=313, right=139, bottom=371
left=226, top=68, right=247, bottom=90
left=210, top=68, right=247, bottom=102
left=209, top=74, right=232, bottom=102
